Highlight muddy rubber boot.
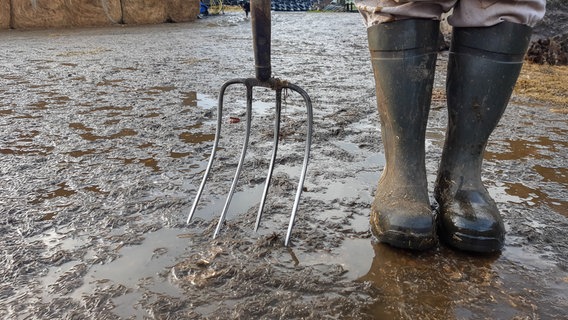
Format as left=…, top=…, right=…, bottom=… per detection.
left=436, top=22, right=532, bottom=253
left=367, top=19, right=440, bottom=250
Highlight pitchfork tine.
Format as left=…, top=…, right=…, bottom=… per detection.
left=213, top=82, right=254, bottom=238
left=284, top=83, right=313, bottom=246
left=187, top=79, right=243, bottom=224
left=254, top=88, right=282, bottom=231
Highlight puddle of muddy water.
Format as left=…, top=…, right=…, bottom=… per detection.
left=485, top=132, right=568, bottom=217
left=40, top=228, right=186, bottom=317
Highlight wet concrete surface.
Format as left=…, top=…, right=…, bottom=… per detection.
left=1, top=12, right=567, bottom=319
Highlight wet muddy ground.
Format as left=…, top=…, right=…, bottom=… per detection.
left=1, top=12, right=567, bottom=319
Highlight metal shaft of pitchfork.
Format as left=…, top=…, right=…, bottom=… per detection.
left=186, top=0, right=313, bottom=246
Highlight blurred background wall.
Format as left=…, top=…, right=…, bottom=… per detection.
left=0, top=0, right=199, bottom=29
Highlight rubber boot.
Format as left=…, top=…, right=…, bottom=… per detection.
left=435, top=22, right=532, bottom=253
left=367, top=19, right=440, bottom=250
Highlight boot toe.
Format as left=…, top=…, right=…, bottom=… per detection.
left=438, top=190, right=505, bottom=253
left=371, top=203, right=437, bottom=251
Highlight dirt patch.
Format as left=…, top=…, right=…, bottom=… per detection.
left=526, top=33, right=568, bottom=66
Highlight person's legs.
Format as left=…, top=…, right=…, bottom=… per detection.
left=436, top=0, right=545, bottom=252
left=358, top=0, right=451, bottom=249
left=357, top=0, right=545, bottom=251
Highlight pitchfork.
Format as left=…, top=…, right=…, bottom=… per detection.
left=186, top=0, right=313, bottom=246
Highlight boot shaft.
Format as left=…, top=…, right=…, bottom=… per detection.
left=444, top=22, right=533, bottom=168
left=450, top=22, right=532, bottom=57
left=367, top=19, right=440, bottom=130
left=367, top=19, right=440, bottom=179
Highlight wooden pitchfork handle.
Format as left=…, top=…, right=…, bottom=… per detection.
left=251, top=0, right=272, bottom=82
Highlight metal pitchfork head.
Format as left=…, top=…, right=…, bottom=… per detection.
left=186, top=0, right=313, bottom=246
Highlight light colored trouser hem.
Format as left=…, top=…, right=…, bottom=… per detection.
left=355, top=0, right=545, bottom=28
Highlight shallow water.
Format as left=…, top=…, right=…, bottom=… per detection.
left=1, top=12, right=567, bottom=319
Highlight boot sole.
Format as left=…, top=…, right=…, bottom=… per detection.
left=440, top=230, right=503, bottom=253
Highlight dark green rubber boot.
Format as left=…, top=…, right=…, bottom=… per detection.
left=368, top=19, right=440, bottom=250
left=435, top=22, right=532, bottom=253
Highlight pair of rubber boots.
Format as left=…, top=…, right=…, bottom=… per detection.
left=368, top=19, right=532, bottom=252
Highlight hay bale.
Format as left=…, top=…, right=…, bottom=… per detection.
left=122, top=0, right=167, bottom=25
left=6, top=0, right=199, bottom=29
left=11, top=0, right=122, bottom=29
left=0, top=0, right=10, bottom=29
left=167, top=0, right=199, bottom=23
left=11, top=0, right=68, bottom=29
left=68, top=0, right=122, bottom=26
